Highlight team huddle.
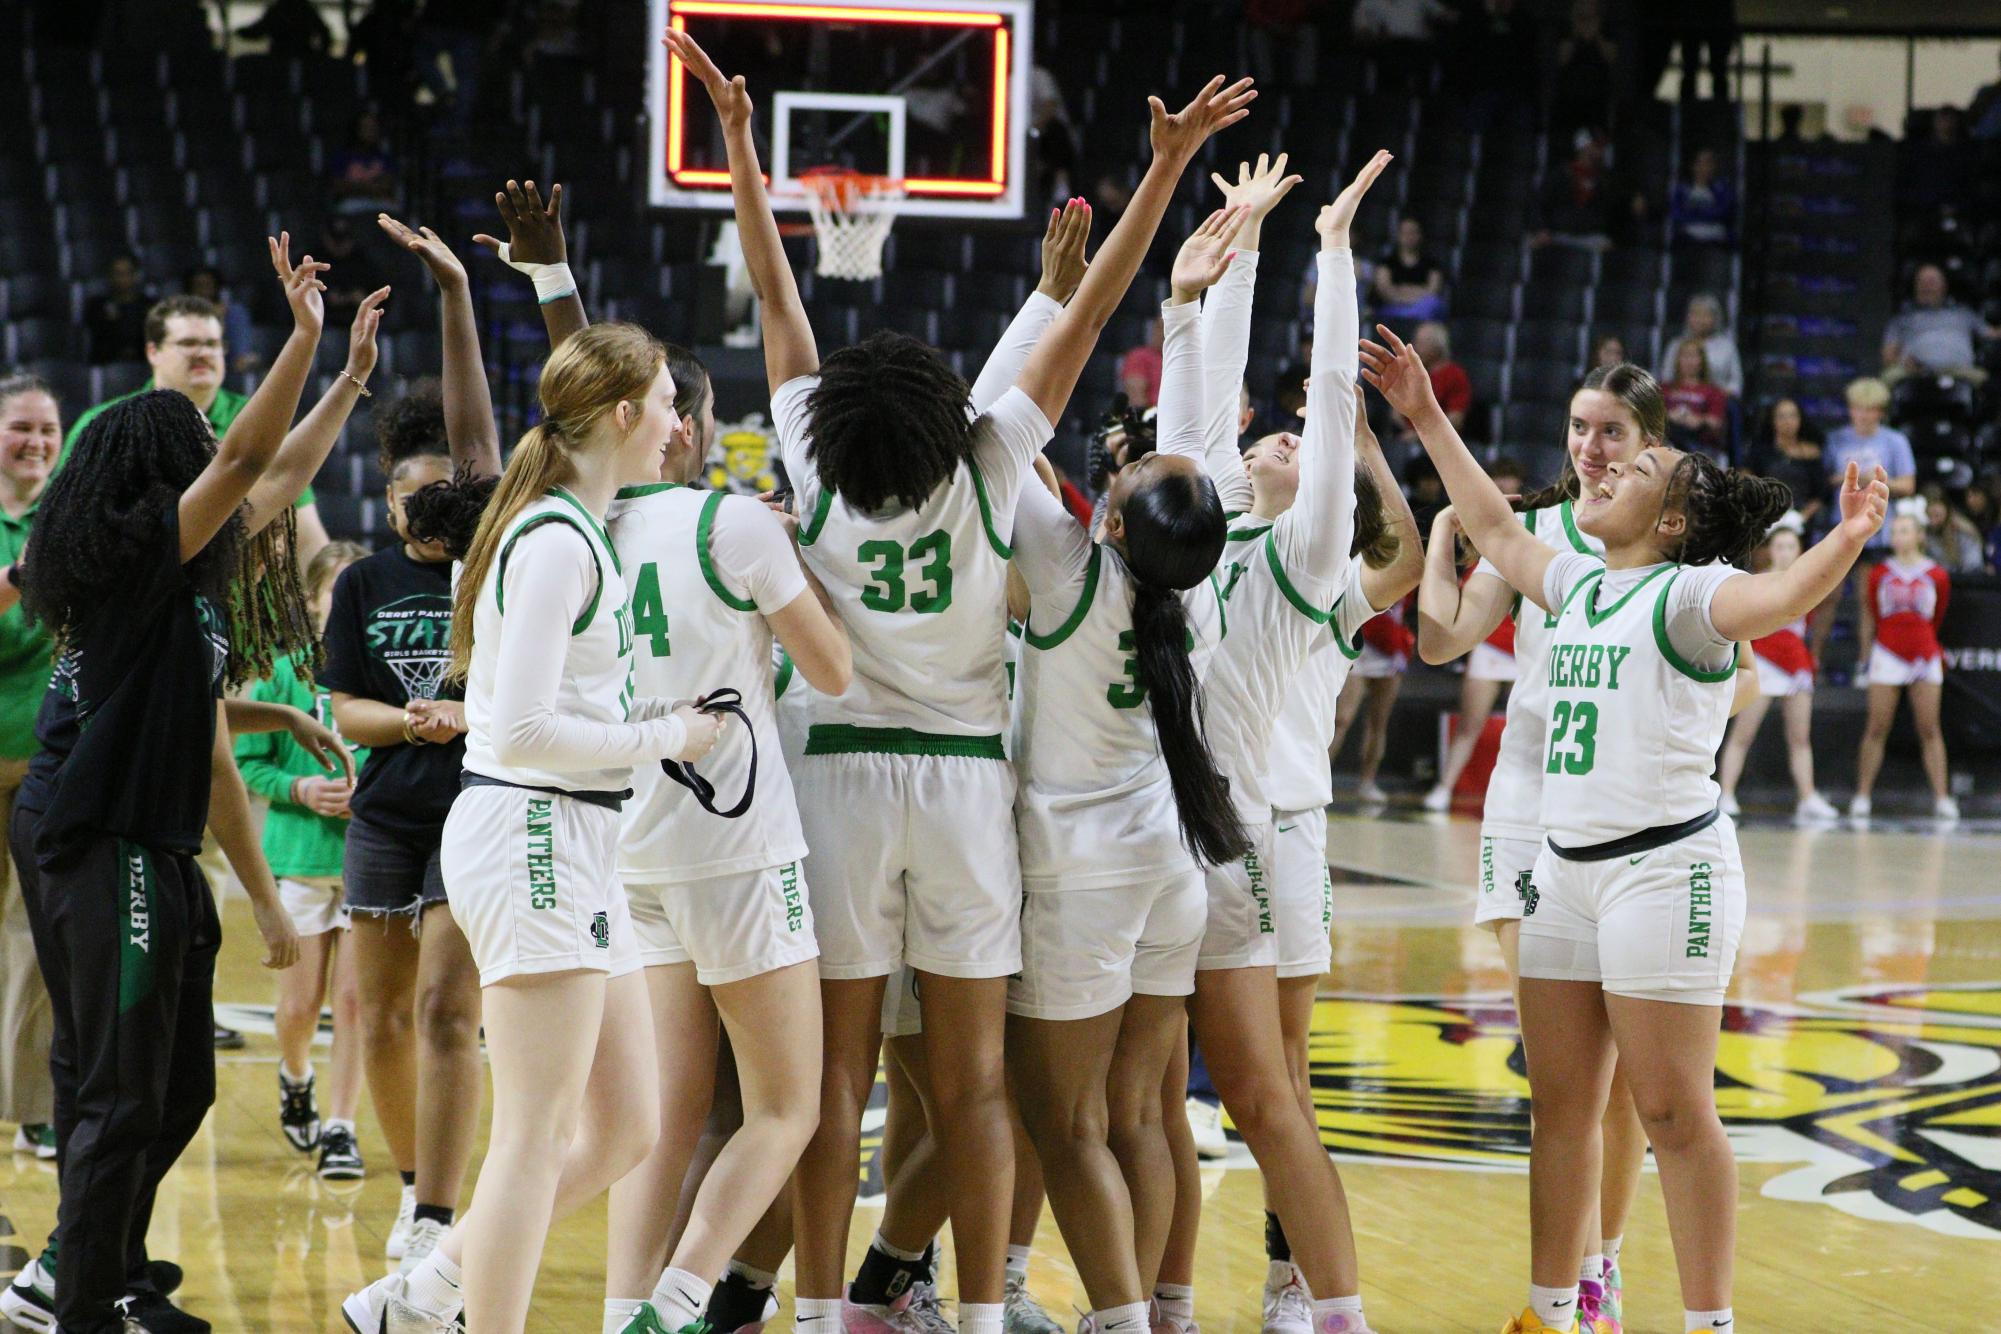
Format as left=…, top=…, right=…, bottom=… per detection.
left=2, top=27, right=1898, bottom=1334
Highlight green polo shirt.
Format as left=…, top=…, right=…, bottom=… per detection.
left=0, top=504, right=52, bottom=759
left=61, top=381, right=315, bottom=508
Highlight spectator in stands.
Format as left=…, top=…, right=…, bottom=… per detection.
left=84, top=254, right=152, bottom=366
left=1532, top=129, right=1641, bottom=251
left=1351, top=0, right=1456, bottom=88
left=414, top=0, right=487, bottom=129
left=1118, top=316, right=1164, bottom=410
left=1900, top=106, right=1975, bottom=213
left=1668, top=146, right=1734, bottom=247
left=1881, top=263, right=1996, bottom=385
left=1922, top=484, right=1988, bottom=572
left=1663, top=337, right=1729, bottom=461
left=1372, top=218, right=1448, bottom=323
left=1961, top=479, right=2001, bottom=568
left=1455, top=0, right=1539, bottom=128
left=328, top=108, right=401, bottom=214
left=1549, top=0, right=1618, bottom=139
left=1811, top=376, right=1918, bottom=667
left=1030, top=65, right=1078, bottom=203
left=183, top=265, right=258, bottom=375
left=1589, top=332, right=1627, bottom=372
left=62, top=296, right=332, bottom=570
left=1751, top=396, right=1826, bottom=530
left=1971, top=51, right=2001, bottom=140
left=1636, top=1, right=1736, bottom=105
left=1393, top=321, right=1471, bottom=445
left=238, top=0, right=331, bottom=59
left=1657, top=292, right=1743, bottom=395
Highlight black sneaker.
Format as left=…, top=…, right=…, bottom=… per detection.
left=279, top=1070, right=320, bottom=1152
left=212, top=1024, right=244, bottom=1050
left=318, top=1122, right=365, bottom=1180
left=144, top=1260, right=184, bottom=1297
left=119, top=1290, right=212, bottom=1333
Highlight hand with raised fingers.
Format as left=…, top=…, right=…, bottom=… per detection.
left=1148, top=74, right=1257, bottom=165
left=377, top=214, right=469, bottom=292
left=1170, top=206, right=1251, bottom=301
left=1316, top=149, right=1394, bottom=250
left=1211, top=151, right=1303, bottom=223
left=1036, top=197, right=1093, bottom=303
left=1836, top=461, right=1891, bottom=544
left=473, top=179, right=568, bottom=266
left=666, top=28, right=753, bottom=135
left=345, top=286, right=390, bottom=383
left=268, top=232, right=328, bottom=335
left=1358, top=323, right=1440, bottom=422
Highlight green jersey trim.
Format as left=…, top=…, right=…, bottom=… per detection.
left=1558, top=500, right=1594, bottom=555
left=797, top=488, right=834, bottom=547
left=613, top=482, right=685, bottom=500
left=1264, top=532, right=1333, bottom=625
left=968, top=459, right=1013, bottom=560
left=697, top=491, right=759, bottom=612
left=804, top=724, right=1006, bottom=759
left=1328, top=595, right=1364, bottom=659
left=495, top=512, right=603, bottom=635
left=1653, top=569, right=1740, bottom=682
left=1208, top=569, right=1229, bottom=641
left=1227, top=520, right=1274, bottom=543
left=1024, top=543, right=1101, bottom=649
left=548, top=487, right=622, bottom=573
left=773, top=651, right=795, bottom=701
left=1584, top=563, right=1673, bottom=627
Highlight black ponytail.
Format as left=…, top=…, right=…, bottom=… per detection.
left=1662, top=454, right=1794, bottom=568
left=1120, top=467, right=1252, bottom=867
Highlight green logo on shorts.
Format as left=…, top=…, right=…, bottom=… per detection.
left=779, top=862, right=804, bottom=933
left=1516, top=869, right=1538, bottom=916
left=1246, top=848, right=1273, bottom=934
left=526, top=798, right=557, bottom=910
left=591, top=911, right=610, bottom=950
left=1481, top=840, right=1495, bottom=895
left=1686, top=862, right=1713, bottom=957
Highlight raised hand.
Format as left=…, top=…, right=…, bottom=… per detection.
left=1148, top=75, right=1257, bottom=165
left=345, top=285, right=390, bottom=383
left=1170, top=205, right=1251, bottom=299
left=268, top=232, right=328, bottom=335
left=1358, top=323, right=1440, bottom=421
left=1316, top=149, right=1394, bottom=250
left=1211, top=152, right=1303, bottom=222
left=474, top=180, right=568, bottom=266
left=377, top=214, right=469, bottom=292
left=1036, top=197, right=1092, bottom=303
left=1835, top=461, right=1891, bottom=543
left=666, top=28, right=752, bottom=135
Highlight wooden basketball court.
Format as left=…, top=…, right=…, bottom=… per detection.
left=0, top=807, right=1991, bottom=1331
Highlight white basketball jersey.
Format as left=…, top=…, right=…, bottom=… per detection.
left=1266, top=560, right=1377, bottom=813
left=462, top=488, right=636, bottom=793
left=1012, top=545, right=1227, bottom=885
left=793, top=458, right=1013, bottom=757
left=1539, top=563, right=1737, bottom=846
left=1478, top=500, right=1604, bottom=841
left=607, top=484, right=806, bottom=883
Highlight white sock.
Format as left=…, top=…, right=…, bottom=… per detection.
left=1529, top=1283, right=1579, bottom=1329
left=1005, top=1243, right=1031, bottom=1281
left=1312, top=1295, right=1363, bottom=1328
left=604, top=1298, right=646, bottom=1334
left=404, top=1245, right=464, bottom=1315
left=874, top=1230, right=929, bottom=1263
left=796, top=1297, right=843, bottom=1331
left=1685, top=1307, right=1733, bottom=1333
left=1579, top=1254, right=1605, bottom=1285
left=325, top=1117, right=356, bottom=1135
left=280, top=1062, right=313, bottom=1084
left=1154, top=1284, right=1194, bottom=1328
left=1091, top=1302, right=1148, bottom=1334
left=728, top=1258, right=779, bottom=1289
left=1264, top=1260, right=1296, bottom=1290
left=1602, top=1235, right=1623, bottom=1268
left=650, top=1268, right=714, bottom=1328
left=959, top=1302, right=1003, bottom=1334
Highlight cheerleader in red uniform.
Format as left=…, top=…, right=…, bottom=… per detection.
left=1332, top=594, right=1412, bottom=803
left=1718, top=513, right=1840, bottom=821
left=1851, top=502, right=1956, bottom=822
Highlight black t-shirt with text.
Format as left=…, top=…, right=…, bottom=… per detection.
left=319, top=545, right=462, bottom=835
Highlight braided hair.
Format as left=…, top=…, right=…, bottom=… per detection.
left=23, top=390, right=317, bottom=686
left=806, top=332, right=974, bottom=514
left=401, top=463, right=500, bottom=563
left=1659, top=453, right=1794, bottom=569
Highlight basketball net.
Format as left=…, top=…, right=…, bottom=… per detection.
left=800, top=167, right=903, bottom=281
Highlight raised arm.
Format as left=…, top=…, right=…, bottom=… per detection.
left=1015, top=75, right=1258, bottom=427
left=378, top=214, right=504, bottom=478
left=242, top=286, right=388, bottom=535
left=1160, top=205, right=1249, bottom=478
left=475, top=179, right=588, bottom=350
left=1194, top=155, right=1300, bottom=503
left=177, top=234, right=325, bottom=563
left=1710, top=462, right=1889, bottom=641
left=1153, top=289, right=1207, bottom=462
left=667, top=29, right=819, bottom=393
left=1354, top=394, right=1424, bottom=610
left=968, top=201, right=1089, bottom=411
left=1415, top=507, right=1513, bottom=663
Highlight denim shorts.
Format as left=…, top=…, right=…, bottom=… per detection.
left=343, top=815, right=446, bottom=919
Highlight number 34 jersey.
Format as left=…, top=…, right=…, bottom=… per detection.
left=775, top=378, right=1053, bottom=743
left=1538, top=554, right=1743, bottom=847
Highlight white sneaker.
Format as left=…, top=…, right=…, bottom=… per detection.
left=1935, top=795, right=1961, bottom=823
left=1355, top=782, right=1387, bottom=804
left=343, top=1272, right=459, bottom=1334
left=386, top=1182, right=417, bottom=1258
left=1848, top=794, right=1872, bottom=821
left=1260, top=1264, right=1313, bottom=1334
left=1004, top=1275, right=1063, bottom=1334
left=1186, top=1096, right=1227, bottom=1160
left=1420, top=783, right=1451, bottom=812
left=1795, top=792, right=1838, bottom=822
left=398, top=1215, right=447, bottom=1276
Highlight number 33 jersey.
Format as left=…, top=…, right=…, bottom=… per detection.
left=1538, top=554, right=1743, bottom=846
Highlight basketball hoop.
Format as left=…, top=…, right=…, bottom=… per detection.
left=800, top=167, right=904, bottom=281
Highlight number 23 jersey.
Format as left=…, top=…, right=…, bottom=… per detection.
left=1538, top=554, right=1742, bottom=846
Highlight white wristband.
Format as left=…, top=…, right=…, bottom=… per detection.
left=493, top=241, right=577, bottom=305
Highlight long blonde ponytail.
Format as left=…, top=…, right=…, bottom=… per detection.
left=448, top=322, right=667, bottom=680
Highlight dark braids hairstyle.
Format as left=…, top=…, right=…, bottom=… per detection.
left=22, top=390, right=318, bottom=687
left=1117, top=467, right=1252, bottom=867
left=401, top=463, right=501, bottom=563
left=806, top=331, right=975, bottom=514
left=1658, top=454, right=1794, bottom=569
left=1517, top=362, right=1668, bottom=513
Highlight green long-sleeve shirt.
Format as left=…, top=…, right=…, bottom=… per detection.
left=0, top=503, right=53, bottom=759
left=234, top=653, right=368, bottom=878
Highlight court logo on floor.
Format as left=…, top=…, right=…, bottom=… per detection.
left=1291, top=987, right=2001, bottom=1240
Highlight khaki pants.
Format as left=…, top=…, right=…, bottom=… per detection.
left=0, top=756, right=53, bottom=1123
